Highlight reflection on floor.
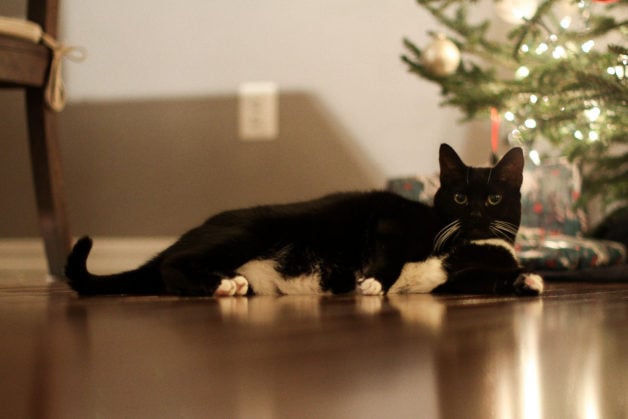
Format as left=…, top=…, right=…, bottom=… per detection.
left=1, top=268, right=626, bottom=418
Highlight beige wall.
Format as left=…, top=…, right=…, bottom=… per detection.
left=1, top=1, right=495, bottom=237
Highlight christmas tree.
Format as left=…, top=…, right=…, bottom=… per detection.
left=402, top=0, right=627, bottom=214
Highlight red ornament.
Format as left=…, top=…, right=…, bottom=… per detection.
left=592, top=0, right=619, bottom=3
left=490, top=107, right=500, bottom=155
left=533, top=202, right=543, bottom=214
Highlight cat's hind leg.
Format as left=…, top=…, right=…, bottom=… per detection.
left=214, top=275, right=250, bottom=297
left=356, top=277, right=384, bottom=295
left=160, top=253, right=250, bottom=297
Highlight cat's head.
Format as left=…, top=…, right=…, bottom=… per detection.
left=433, top=144, right=524, bottom=252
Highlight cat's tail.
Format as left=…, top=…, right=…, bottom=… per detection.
left=65, top=236, right=163, bottom=296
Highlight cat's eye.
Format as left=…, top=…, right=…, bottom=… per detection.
left=453, top=193, right=468, bottom=205
left=487, top=194, right=502, bottom=205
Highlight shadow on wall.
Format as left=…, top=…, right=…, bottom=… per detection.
left=0, top=91, right=383, bottom=237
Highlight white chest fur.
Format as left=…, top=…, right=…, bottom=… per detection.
left=470, top=238, right=517, bottom=259
left=387, top=256, right=447, bottom=294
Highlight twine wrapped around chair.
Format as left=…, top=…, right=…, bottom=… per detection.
left=40, top=32, right=86, bottom=111
left=0, top=15, right=85, bottom=111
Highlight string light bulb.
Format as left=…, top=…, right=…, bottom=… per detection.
left=574, top=130, right=584, bottom=140
left=552, top=45, right=567, bottom=59
left=584, top=106, right=601, bottom=122
left=581, top=40, right=595, bottom=53
left=560, top=16, right=572, bottom=29
left=515, top=65, right=530, bottom=79
left=588, top=131, right=599, bottom=142
left=614, top=54, right=628, bottom=80
left=529, top=150, right=541, bottom=165
left=536, top=42, right=549, bottom=54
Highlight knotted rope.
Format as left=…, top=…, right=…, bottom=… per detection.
left=41, top=33, right=86, bottom=111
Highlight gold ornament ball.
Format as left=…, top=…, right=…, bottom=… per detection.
left=422, top=34, right=461, bottom=76
left=494, top=0, right=538, bottom=24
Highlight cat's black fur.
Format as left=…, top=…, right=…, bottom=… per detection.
left=65, top=144, right=543, bottom=297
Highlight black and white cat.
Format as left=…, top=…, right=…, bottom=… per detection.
left=65, top=144, right=543, bottom=297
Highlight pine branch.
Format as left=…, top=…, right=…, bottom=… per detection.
left=565, top=72, right=628, bottom=105
left=609, top=44, right=628, bottom=56
left=415, top=0, right=518, bottom=69
left=404, top=0, right=628, bottom=208
left=511, top=0, right=557, bottom=60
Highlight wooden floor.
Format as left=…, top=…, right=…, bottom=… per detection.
left=1, top=270, right=627, bottom=419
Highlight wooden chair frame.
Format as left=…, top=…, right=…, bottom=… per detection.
left=0, top=0, right=71, bottom=277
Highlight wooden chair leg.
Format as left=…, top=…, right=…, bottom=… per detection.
left=25, top=86, right=71, bottom=277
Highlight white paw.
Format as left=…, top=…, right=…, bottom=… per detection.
left=357, top=277, right=384, bottom=296
left=514, top=273, right=544, bottom=296
left=233, top=275, right=249, bottom=295
left=214, top=275, right=249, bottom=297
left=523, top=273, right=544, bottom=294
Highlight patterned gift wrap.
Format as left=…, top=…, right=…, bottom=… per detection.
left=516, top=228, right=626, bottom=270
left=520, top=160, right=587, bottom=236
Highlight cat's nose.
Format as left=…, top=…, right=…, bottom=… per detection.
left=470, top=209, right=482, bottom=219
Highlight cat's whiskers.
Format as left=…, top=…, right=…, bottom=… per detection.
left=433, top=220, right=461, bottom=253
left=490, top=220, right=519, bottom=242
left=490, top=225, right=512, bottom=241
left=493, top=220, right=519, bottom=236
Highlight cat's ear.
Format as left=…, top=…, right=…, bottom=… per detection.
left=493, top=147, right=524, bottom=188
left=439, top=143, right=467, bottom=182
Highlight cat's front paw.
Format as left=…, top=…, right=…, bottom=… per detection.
left=213, top=275, right=249, bottom=297
left=357, top=277, right=384, bottom=296
left=513, top=273, right=544, bottom=296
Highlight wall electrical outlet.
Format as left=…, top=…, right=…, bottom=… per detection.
left=238, top=82, right=279, bottom=141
